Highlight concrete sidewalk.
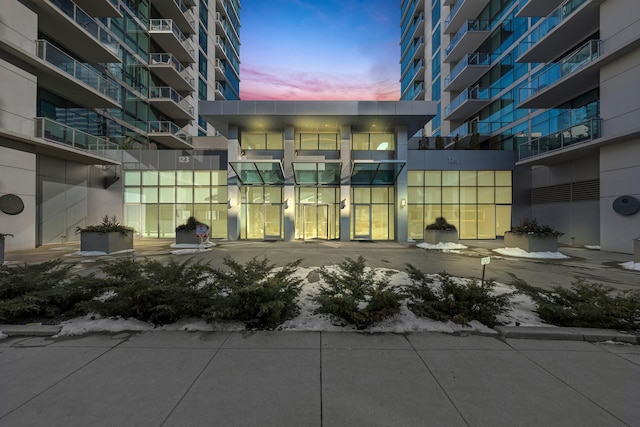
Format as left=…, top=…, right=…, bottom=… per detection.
left=1, top=331, right=639, bottom=426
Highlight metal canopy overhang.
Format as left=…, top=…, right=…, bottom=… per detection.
left=292, top=161, right=342, bottom=186
left=199, top=101, right=438, bottom=138
left=230, top=160, right=285, bottom=186
left=351, top=161, right=406, bottom=185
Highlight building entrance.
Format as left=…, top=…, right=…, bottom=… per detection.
left=302, top=204, right=333, bottom=240
left=353, top=205, right=372, bottom=240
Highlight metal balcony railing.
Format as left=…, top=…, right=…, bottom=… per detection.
left=518, top=118, right=601, bottom=160
left=148, top=121, right=190, bottom=142
left=148, top=86, right=194, bottom=116
left=36, top=40, right=120, bottom=104
left=519, top=40, right=600, bottom=103
left=49, top=0, right=119, bottom=56
left=34, top=117, right=119, bottom=160
left=149, top=53, right=195, bottom=86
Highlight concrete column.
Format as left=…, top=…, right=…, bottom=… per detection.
left=339, top=125, right=351, bottom=241
left=396, top=126, right=409, bottom=242
left=283, top=125, right=296, bottom=241
left=226, top=125, right=240, bottom=240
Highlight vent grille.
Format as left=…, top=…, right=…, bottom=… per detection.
left=531, top=180, right=599, bottom=204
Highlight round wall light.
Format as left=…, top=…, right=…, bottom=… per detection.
left=612, top=195, right=640, bottom=216
left=0, top=194, right=25, bottom=215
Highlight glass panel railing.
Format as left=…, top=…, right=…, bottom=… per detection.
left=49, top=0, right=119, bottom=56
left=518, top=118, right=601, bottom=160
left=519, top=40, right=599, bottom=104
left=148, top=121, right=190, bottom=142
left=401, top=36, right=424, bottom=71
left=518, top=0, right=588, bottom=57
left=149, top=18, right=194, bottom=57
left=36, top=40, right=120, bottom=104
left=445, top=86, right=495, bottom=117
left=149, top=53, right=194, bottom=86
left=450, top=121, right=509, bottom=138
left=444, top=0, right=466, bottom=29
left=445, top=19, right=491, bottom=57
left=401, top=13, right=424, bottom=54
left=148, top=86, right=194, bottom=116
left=34, top=117, right=119, bottom=160
left=445, top=53, right=492, bottom=87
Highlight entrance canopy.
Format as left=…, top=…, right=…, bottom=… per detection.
left=230, top=161, right=284, bottom=185
left=292, top=162, right=342, bottom=186
left=199, top=100, right=437, bottom=137
left=351, top=161, right=406, bottom=185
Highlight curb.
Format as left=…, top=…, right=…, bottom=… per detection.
left=495, top=326, right=638, bottom=344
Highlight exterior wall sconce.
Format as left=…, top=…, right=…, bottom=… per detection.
left=400, top=199, right=406, bottom=208
left=284, top=199, right=289, bottom=210
left=340, top=199, right=347, bottom=209
left=227, top=199, right=233, bottom=209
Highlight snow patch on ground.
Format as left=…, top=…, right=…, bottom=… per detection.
left=416, top=242, right=468, bottom=251
left=0, top=332, right=7, bottom=340
left=493, top=247, right=570, bottom=259
left=71, top=249, right=136, bottom=257
left=584, top=245, right=601, bottom=250
left=620, top=261, right=640, bottom=271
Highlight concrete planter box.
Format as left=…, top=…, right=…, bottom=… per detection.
left=80, top=231, right=133, bottom=253
left=504, top=231, right=558, bottom=252
left=176, top=229, right=207, bottom=244
left=424, top=229, right=459, bottom=245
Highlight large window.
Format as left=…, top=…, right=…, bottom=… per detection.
left=350, top=187, right=395, bottom=240
left=241, top=132, right=283, bottom=150
left=352, top=133, right=395, bottom=150
left=296, top=133, right=339, bottom=150
left=407, top=170, right=512, bottom=239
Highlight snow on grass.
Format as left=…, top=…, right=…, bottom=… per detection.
left=416, top=242, right=468, bottom=251
left=170, top=241, right=216, bottom=255
left=71, top=249, right=136, bottom=257
left=585, top=245, right=601, bottom=250
left=52, top=265, right=547, bottom=337
left=493, top=247, right=570, bottom=259
left=620, top=261, right=640, bottom=271
left=0, top=332, right=7, bottom=340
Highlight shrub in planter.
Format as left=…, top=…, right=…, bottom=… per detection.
left=203, top=256, right=303, bottom=329
left=509, top=274, right=640, bottom=330
left=313, top=256, right=402, bottom=329
left=76, top=215, right=134, bottom=253
left=505, top=218, right=563, bottom=252
left=424, top=217, right=458, bottom=244
left=404, top=265, right=510, bottom=327
left=175, top=216, right=209, bottom=244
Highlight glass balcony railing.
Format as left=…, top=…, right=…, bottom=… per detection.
left=444, top=0, right=466, bottom=30
left=148, top=121, right=190, bottom=142
left=445, top=86, right=494, bottom=117
left=519, top=40, right=600, bottom=104
left=518, top=118, right=601, bottom=160
left=518, top=0, right=588, bottom=57
left=36, top=40, right=120, bottom=104
left=445, top=52, right=492, bottom=87
left=34, top=117, right=119, bottom=160
left=401, top=13, right=424, bottom=54
left=149, top=18, right=190, bottom=43
left=49, top=0, right=119, bottom=56
left=401, top=36, right=424, bottom=71
left=445, top=19, right=491, bottom=57
left=149, top=86, right=194, bottom=115
left=149, top=53, right=194, bottom=86
left=450, top=120, right=509, bottom=138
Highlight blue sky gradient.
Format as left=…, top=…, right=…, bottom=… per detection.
left=239, top=0, right=401, bottom=100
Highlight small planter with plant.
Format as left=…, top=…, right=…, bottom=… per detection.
left=424, top=217, right=458, bottom=244
left=175, top=216, right=209, bottom=245
left=76, top=215, right=134, bottom=254
left=504, top=219, right=563, bottom=252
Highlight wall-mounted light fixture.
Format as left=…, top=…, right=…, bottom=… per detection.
left=284, top=199, right=289, bottom=210
left=227, top=199, right=233, bottom=209
left=400, top=199, right=406, bottom=208
left=340, top=199, right=347, bottom=210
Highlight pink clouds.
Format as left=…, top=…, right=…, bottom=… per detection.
left=240, top=66, right=400, bottom=101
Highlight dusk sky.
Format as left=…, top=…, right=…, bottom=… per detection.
left=238, top=0, right=401, bottom=101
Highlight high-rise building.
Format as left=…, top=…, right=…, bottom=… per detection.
left=402, top=0, right=640, bottom=254
left=0, top=0, right=240, bottom=249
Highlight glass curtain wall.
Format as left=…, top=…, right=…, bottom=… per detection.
left=123, top=170, right=228, bottom=237
left=350, top=187, right=395, bottom=240
left=407, top=170, right=512, bottom=239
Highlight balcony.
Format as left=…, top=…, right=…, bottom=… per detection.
left=445, top=86, right=495, bottom=120
left=31, top=40, right=121, bottom=108
left=518, top=118, right=602, bottom=162
left=215, top=82, right=226, bottom=100
left=149, top=19, right=195, bottom=64
left=445, top=53, right=492, bottom=91
left=517, top=0, right=602, bottom=63
left=34, top=117, right=119, bottom=164
left=444, top=20, right=490, bottom=63
left=148, top=121, right=193, bottom=149
left=20, top=0, right=120, bottom=63
left=72, top=0, right=121, bottom=17
left=519, top=40, right=600, bottom=109
left=214, top=58, right=226, bottom=80
left=152, top=0, right=196, bottom=35
left=401, top=36, right=425, bottom=72
left=215, top=12, right=240, bottom=43
left=149, top=53, right=195, bottom=95
left=444, top=0, right=491, bottom=34
left=401, top=58, right=425, bottom=93
left=401, top=13, right=425, bottom=56
left=516, top=0, right=565, bottom=17
left=148, top=87, right=194, bottom=122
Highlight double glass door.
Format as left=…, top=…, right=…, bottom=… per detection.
left=245, top=204, right=282, bottom=240
left=302, top=204, right=330, bottom=240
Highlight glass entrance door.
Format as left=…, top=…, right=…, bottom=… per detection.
left=353, top=205, right=372, bottom=240
left=303, top=204, right=329, bottom=240
left=264, top=204, right=282, bottom=240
